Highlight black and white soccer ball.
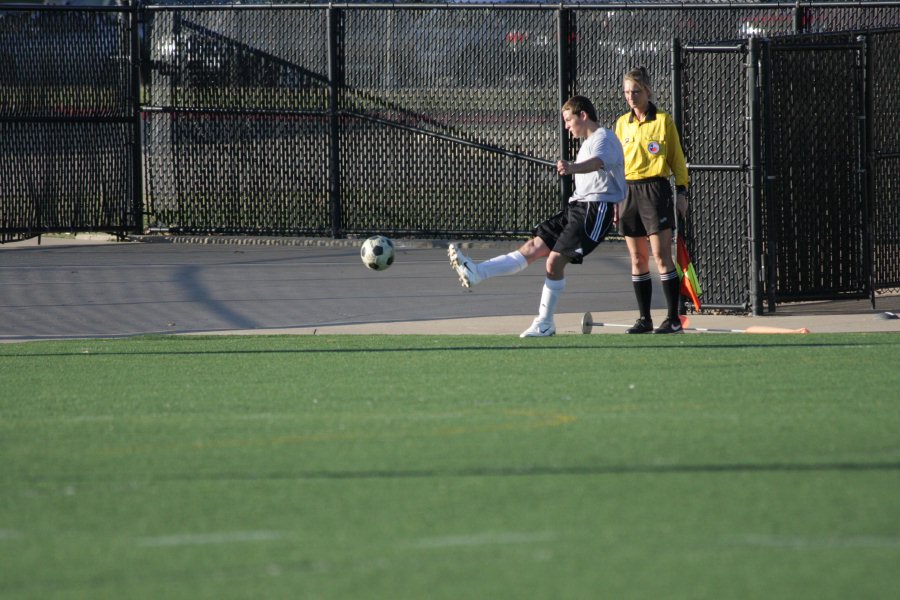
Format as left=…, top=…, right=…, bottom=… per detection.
left=360, top=235, right=395, bottom=271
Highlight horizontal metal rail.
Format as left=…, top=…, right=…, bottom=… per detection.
left=682, top=44, right=746, bottom=53
left=17, top=1, right=865, bottom=12
left=0, top=116, right=133, bottom=124
left=687, top=164, right=748, bottom=172
left=688, top=302, right=751, bottom=312
left=5, top=1, right=900, bottom=12
left=344, top=109, right=556, bottom=168
left=142, top=106, right=327, bottom=118
left=135, top=2, right=900, bottom=11
left=772, top=43, right=864, bottom=50
left=0, top=4, right=130, bottom=12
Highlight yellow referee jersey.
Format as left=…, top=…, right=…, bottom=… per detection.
left=615, top=103, right=688, bottom=189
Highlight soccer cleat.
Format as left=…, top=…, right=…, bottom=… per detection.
left=519, top=318, right=556, bottom=338
left=625, top=317, right=654, bottom=334
left=653, top=318, right=684, bottom=334
left=448, top=243, right=482, bottom=289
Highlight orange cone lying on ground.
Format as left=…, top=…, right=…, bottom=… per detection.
left=679, top=316, right=810, bottom=334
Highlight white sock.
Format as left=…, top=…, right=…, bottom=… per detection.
left=477, top=251, right=528, bottom=280
left=538, top=277, right=566, bottom=322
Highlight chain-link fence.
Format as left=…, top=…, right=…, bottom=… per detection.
left=2, top=1, right=899, bottom=309
left=0, top=4, right=138, bottom=242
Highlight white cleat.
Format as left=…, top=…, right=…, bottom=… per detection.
left=448, top=243, right=482, bottom=289
left=519, top=318, right=556, bottom=338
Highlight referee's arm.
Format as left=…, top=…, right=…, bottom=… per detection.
left=666, top=118, right=689, bottom=189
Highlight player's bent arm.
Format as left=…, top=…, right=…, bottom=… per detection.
left=560, top=156, right=605, bottom=175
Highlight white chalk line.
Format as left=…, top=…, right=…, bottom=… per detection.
left=136, top=530, right=284, bottom=548
left=405, top=531, right=557, bottom=550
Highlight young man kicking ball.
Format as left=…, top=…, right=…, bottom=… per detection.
left=449, top=96, right=626, bottom=337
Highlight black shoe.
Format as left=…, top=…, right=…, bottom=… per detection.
left=626, top=317, right=654, bottom=334
left=654, top=318, right=684, bottom=334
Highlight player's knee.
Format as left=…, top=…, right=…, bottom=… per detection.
left=546, top=252, right=569, bottom=278
left=652, top=250, right=674, bottom=270
left=520, top=238, right=549, bottom=262
left=629, top=253, right=649, bottom=271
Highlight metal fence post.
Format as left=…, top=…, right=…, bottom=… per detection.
left=130, top=0, right=144, bottom=236
left=327, top=6, right=344, bottom=238
left=671, top=37, right=687, bottom=315
left=748, top=37, right=764, bottom=315
left=862, top=34, right=876, bottom=307
left=671, top=38, right=682, bottom=134
left=793, top=0, right=806, bottom=34
left=557, top=7, right=574, bottom=210
left=760, top=40, right=778, bottom=312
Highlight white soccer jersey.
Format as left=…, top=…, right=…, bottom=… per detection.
left=570, top=127, right=626, bottom=204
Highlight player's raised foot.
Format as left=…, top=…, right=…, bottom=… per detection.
left=653, top=317, right=684, bottom=334
left=447, top=243, right=482, bottom=289
left=625, top=317, right=654, bottom=334
left=519, top=318, right=556, bottom=338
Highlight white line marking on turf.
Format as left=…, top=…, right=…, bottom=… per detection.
left=66, top=415, right=116, bottom=422
left=136, top=530, right=284, bottom=548
left=730, top=534, right=900, bottom=549
left=406, top=531, right=557, bottom=549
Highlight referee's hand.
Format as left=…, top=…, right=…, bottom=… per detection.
left=676, top=190, right=689, bottom=218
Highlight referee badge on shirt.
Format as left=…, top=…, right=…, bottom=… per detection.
left=647, top=141, right=661, bottom=155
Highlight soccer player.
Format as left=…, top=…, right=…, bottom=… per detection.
left=615, top=67, right=689, bottom=334
left=448, top=96, right=626, bottom=337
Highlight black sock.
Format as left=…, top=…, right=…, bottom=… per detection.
left=632, top=272, right=652, bottom=321
left=660, top=269, right=680, bottom=320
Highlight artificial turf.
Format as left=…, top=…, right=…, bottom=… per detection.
left=1, top=333, right=898, bottom=599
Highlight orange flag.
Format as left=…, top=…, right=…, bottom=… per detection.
left=676, top=236, right=702, bottom=312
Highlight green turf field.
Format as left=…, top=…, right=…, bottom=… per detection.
left=2, top=334, right=899, bottom=599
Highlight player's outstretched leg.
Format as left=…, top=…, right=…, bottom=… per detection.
left=448, top=243, right=483, bottom=289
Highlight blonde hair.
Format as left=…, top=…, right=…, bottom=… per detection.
left=623, top=66, right=653, bottom=99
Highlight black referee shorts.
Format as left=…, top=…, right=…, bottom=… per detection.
left=618, top=177, right=676, bottom=237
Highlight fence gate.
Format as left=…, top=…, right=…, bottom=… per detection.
left=762, top=34, right=869, bottom=306
left=677, top=40, right=756, bottom=312
left=0, top=5, right=139, bottom=242
left=866, top=30, right=900, bottom=296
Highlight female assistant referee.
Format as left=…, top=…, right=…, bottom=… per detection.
left=615, top=67, right=689, bottom=334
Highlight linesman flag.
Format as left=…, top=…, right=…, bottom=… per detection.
left=675, top=236, right=702, bottom=311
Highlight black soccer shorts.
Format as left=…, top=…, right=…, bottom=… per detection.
left=533, top=200, right=616, bottom=264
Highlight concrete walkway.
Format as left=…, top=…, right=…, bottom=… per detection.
left=1, top=234, right=897, bottom=342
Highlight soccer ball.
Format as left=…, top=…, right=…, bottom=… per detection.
left=360, top=235, right=395, bottom=271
